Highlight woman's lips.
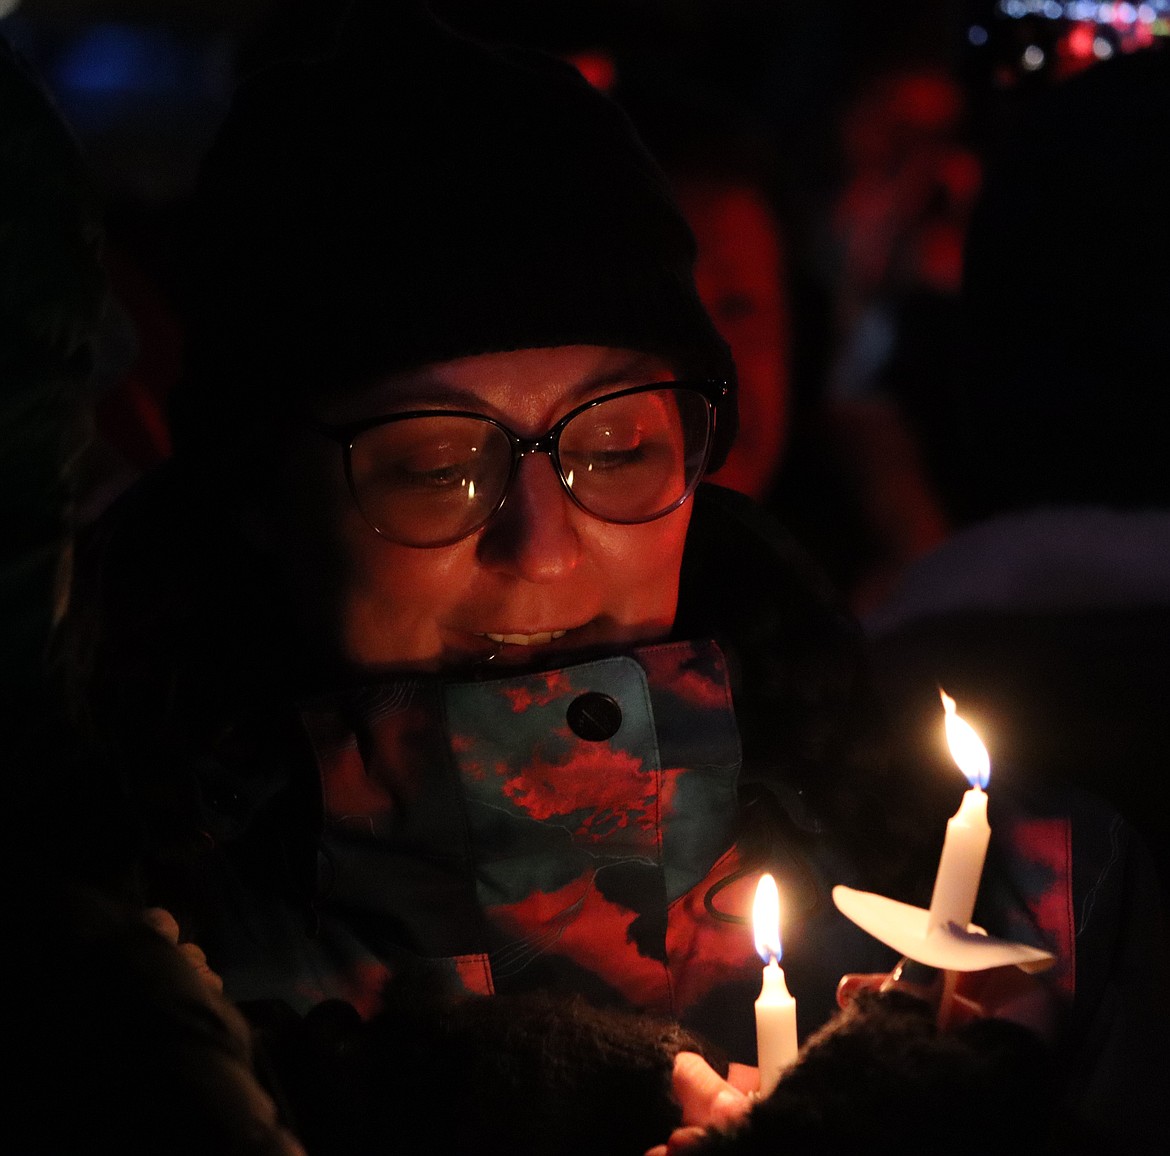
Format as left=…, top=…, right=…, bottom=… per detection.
left=477, top=629, right=568, bottom=646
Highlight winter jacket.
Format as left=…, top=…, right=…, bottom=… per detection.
left=162, top=488, right=1164, bottom=1111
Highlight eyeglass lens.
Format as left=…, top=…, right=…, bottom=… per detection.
left=346, top=386, right=712, bottom=547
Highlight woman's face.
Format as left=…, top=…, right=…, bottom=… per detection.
left=265, top=345, right=694, bottom=677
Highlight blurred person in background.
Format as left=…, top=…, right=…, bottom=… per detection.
left=1, top=32, right=305, bottom=1155
left=866, top=41, right=1170, bottom=906
left=615, top=81, right=792, bottom=503
left=800, top=64, right=978, bottom=615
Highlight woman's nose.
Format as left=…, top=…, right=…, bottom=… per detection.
left=475, top=452, right=583, bottom=581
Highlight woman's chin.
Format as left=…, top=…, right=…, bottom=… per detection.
left=346, top=622, right=668, bottom=681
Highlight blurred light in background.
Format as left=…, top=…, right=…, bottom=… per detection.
left=0, top=13, right=234, bottom=201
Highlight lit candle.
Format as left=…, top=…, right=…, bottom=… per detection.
left=753, top=873, right=798, bottom=1096
left=927, top=691, right=991, bottom=935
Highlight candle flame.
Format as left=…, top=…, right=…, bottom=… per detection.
left=940, top=690, right=990, bottom=789
left=753, top=872, right=783, bottom=964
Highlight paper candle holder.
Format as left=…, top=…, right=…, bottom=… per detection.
left=833, top=884, right=1056, bottom=972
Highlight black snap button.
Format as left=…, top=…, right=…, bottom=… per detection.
left=566, top=692, right=623, bottom=741
left=206, top=787, right=243, bottom=816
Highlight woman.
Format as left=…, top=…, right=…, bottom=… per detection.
left=63, top=9, right=1165, bottom=1152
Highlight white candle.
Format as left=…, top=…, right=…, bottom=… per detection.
left=753, top=873, right=798, bottom=1096
left=927, top=692, right=991, bottom=935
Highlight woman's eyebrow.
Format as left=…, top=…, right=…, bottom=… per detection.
left=377, top=382, right=489, bottom=410
left=374, top=354, right=671, bottom=411
left=572, top=354, right=670, bottom=397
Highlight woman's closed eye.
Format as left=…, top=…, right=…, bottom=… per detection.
left=366, top=431, right=485, bottom=492
left=386, top=459, right=476, bottom=490
left=566, top=443, right=652, bottom=475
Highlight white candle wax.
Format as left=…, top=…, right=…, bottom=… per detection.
left=926, top=785, right=990, bottom=933
left=752, top=873, right=798, bottom=1096
left=755, top=957, right=798, bottom=1096
left=928, top=692, right=992, bottom=934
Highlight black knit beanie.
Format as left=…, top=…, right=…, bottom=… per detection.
left=172, top=8, right=737, bottom=468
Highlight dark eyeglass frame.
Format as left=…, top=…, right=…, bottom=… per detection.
left=311, top=379, right=730, bottom=547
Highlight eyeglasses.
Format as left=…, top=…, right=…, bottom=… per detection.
left=312, top=380, right=728, bottom=548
